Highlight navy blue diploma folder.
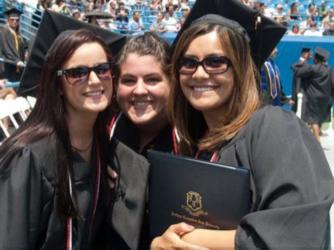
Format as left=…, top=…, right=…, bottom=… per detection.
left=147, top=150, right=251, bottom=238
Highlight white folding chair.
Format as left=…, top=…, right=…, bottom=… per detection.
left=0, top=97, right=33, bottom=142
left=0, top=102, right=11, bottom=138
left=0, top=100, right=18, bottom=139
left=26, top=96, right=37, bottom=109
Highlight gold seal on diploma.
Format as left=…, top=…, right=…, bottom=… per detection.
left=182, top=191, right=208, bottom=217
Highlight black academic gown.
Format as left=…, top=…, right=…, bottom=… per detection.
left=292, top=63, right=333, bottom=124
left=111, top=113, right=173, bottom=157
left=1, top=26, right=26, bottom=82
left=215, top=106, right=333, bottom=249
left=0, top=135, right=148, bottom=250
left=109, top=113, right=173, bottom=249
left=112, top=106, right=334, bottom=249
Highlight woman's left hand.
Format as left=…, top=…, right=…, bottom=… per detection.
left=150, top=222, right=209, bottom=250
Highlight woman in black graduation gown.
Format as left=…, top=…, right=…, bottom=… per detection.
left=151, top=10, right=334, bottom=250
left=109, top=32, right=175, bottom=249
left=0, top=29, right=148, bottom=250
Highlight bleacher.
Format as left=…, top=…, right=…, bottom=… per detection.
left=0, top=0, right=333, bottom=86
left=0, top=0, right=334, bottom=39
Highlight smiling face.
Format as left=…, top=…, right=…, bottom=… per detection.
left=60, top=42, right=113, bottom=118
left=179, top=31, right=234, bottom=117
left=117, top=53, right=170, bottom=129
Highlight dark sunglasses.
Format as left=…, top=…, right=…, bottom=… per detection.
left=178, top=55, right=231, bottom=75
left=57, top=62, right=113, bottom=86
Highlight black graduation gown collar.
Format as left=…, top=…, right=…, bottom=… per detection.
left=113, top=113, right=173, bottom=156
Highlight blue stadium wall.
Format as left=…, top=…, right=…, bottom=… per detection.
left=275, top=35, right=334, bottom=96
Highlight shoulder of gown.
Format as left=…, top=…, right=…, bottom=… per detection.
left=0, top=136, right=56, bottom=249
left=225, top=106, right=334, bottom=249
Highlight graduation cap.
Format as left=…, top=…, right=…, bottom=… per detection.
left=173, top=0, right=286, bottom=68
left=18, top=10, right=126, bottom=97
left=4, top=7, right=22, bottom=18
left=314, top=47, right=329, bottom=61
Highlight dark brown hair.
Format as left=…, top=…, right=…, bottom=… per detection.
left=0, top=29, right=113, bottom=217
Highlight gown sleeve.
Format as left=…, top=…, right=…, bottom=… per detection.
left=234, top=107, right=334, bottom=249
left=0, top=147, right=47, bottom=250
left=292, top=63, right=314, bottom=79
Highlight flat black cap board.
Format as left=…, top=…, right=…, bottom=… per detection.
left=18, top=10, right=126, bottom=96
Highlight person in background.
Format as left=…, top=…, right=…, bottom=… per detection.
left=303, top=21, right=323, bottom=36
left=292, top=47, right=333, bottom=142
left=287, top=2, right=302, bottom=21
left=115, top=1, right=129, bottom=20
left=131, top=0, right=147, bottom=12
left=260, top=48, right=287, bottom=106
left=305, top=3, right=318, bottom=20
left=179, top=0, right=190, bottom=11
left=151, top=0, right=333, bottom=248
left=128, top=11, right=144, bottom=32
left=1, top=7, right=27, bottom=82
left=323, top=21, right=334, bottom=36
left=322, top=9, right=334, bottom=29
left=150, top=11, right=167, bottom=33
left=287, top=23, right=301, bottom=35
left=150, top=0, right=163, bottom=11
left=106, top=0, right=118, bottom=19
left=179, top=5, right=191, bottom=27
left=273, top=3, right=287, bottom=24
left=162, top=2, right=180, bottom=32
left=109, top=32, right=173, bottom=249
left=115, top=2, right=129, bottom=31
left=51, top=0, right=70, bottom=15
left=290, top=47, right=312, bottom=113
left=71, top=8, right=83, bottom=21
left=318, top=2, right=328, bottom=21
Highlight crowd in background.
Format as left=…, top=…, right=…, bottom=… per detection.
left=6, top=0, right=334, bottom=36
left=26, top=0, right=192, bottom=34
left=245, top=0, right=334, bottom=36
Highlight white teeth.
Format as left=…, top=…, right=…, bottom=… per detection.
left=84, top=90, right=103, bottom=97
left=133, top=101, right=150, bottom=108
left=193, top=86, right=216, bottom=92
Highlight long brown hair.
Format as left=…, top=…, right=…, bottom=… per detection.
left=169, top=23, right=261, bottom=155
left=0, top=29, right=113, bottom=217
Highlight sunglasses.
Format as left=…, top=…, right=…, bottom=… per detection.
left=57, top=62, right=113, bottom=86
left=178, top=55, right=231, bottom=75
